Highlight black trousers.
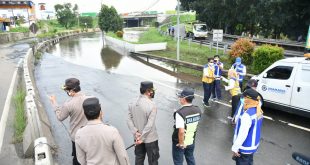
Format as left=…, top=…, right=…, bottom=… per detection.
left=72, top=141, right=81, bottom=165
left=231, top=95, right=241, bottom=117
left=235, top=153, right=253, bottom=165
left=135, top=140, right=160, bottom=165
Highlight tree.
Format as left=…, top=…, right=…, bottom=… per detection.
left=98, top=5, right=123, bottom=32
left=180, top=0, right=310, bottom=40
left=54, top=3, right=78, bottom=29
left=79, top=16, right=94, bottom=28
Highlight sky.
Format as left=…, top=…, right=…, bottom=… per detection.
left=32, top=0, right=178, bottom=14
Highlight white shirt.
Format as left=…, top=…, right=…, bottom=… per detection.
left=231, top=113, right=252, bottom=153
left=224, top=79, right=236, bottom=91
left=175, top=104, right=192, bottom=128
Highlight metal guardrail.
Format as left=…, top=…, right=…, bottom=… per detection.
left=158, top=30, right=305, bottom=57
left=130, top=52, right=256, bottom=79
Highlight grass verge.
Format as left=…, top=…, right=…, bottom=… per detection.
left=13, top=88, right=26, bottom=143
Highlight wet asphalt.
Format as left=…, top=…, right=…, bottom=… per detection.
left=34, top=33, right=310, bottom=165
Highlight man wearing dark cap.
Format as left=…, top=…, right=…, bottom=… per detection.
left=232, top=89, right=263, bottom=165
left=75, top=97, right=130, bottom=165
left=233, top=79, right=263, bottom=124
left=127, top=81, right=159, bottom=165
left=172, top=88, right=202, bottom=165
left=49, top=78, right=89, bottom=165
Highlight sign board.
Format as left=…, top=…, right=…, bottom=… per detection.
left=213, top=29, right=223, bottom=42
left=306, top=25, right=310, bottom=49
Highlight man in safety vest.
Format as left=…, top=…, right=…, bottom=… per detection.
left=202, top=57, right=215, bottom=107
left=231, top=57, right=246, bottom=90
left=172, top=88, right=202, bottom=165
left=232, top=88, right=263, bottom=165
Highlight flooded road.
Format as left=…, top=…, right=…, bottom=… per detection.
left=35, top=33, right=310, bottom=165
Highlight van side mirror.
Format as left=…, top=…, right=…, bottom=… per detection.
left=263, top=73, right=267, bottom=78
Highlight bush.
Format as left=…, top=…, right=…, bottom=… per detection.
left=252, top=44, right=284, bottom=74
left=115, top=31, right=123, bottom=38
left=10, top=27, right=30, bottom=33
left=229, top=38, right=255, bottom=65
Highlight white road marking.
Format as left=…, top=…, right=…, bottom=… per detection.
left=288, top=123, right=310, bottom=132
left=0, top=60, right=22, bottom=153
left=132, top=73, right=309, bottom=132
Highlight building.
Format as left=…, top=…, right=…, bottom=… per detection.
left=121, top=11, right=158, bottom=28
left=0, top=0, right=35, bottom=30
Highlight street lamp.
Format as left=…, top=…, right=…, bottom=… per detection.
left=176, top=0, right=180, bottom=61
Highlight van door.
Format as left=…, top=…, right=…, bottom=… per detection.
left=257, top=63, right=296, bottom=106
left=290, top=63, right=310, bottom=112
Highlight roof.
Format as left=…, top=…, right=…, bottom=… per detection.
left=0, top=0, right=34, bottom=7
left=279, top=57, right=308, bottom=63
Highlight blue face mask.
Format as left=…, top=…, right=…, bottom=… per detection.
left=236, top=62, right=241, bottom=65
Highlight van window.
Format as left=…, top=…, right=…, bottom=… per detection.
left=265, top=66, right=293, bottom=80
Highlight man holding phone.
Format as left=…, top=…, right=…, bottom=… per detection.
left=212, top=55, right=224, bottom=100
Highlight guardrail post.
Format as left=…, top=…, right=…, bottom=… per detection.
left=224, top=44, right=228, bottom=54
left=34, top=137, right=53, bottom=165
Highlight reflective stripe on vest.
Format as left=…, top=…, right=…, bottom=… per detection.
left=184, top=113, right=201, bottom=145
left=214, top=62, right=222, bottom=77
left=234, top=107, right=263, bottom=153
left=233, top=64, right=245, bottom=81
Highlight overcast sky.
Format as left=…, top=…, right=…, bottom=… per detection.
left=33, top=0, right=178, bottom=13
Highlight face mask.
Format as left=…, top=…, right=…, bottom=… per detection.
left=150, top=90, right=155, bottom=98
left=236, top=62, right=241, bottom=65
left=209, top=62, right=213, bottom=66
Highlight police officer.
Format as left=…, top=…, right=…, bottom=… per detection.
left=127, top=81, right=159, bottom=165
left=232, top=89, right=263, bottom=165
left=172, top=88, right=202, bottom=165
left=49, top=78, right=89, bottom=165
left=75, top=97, right=130, bottom=165
left=231, top=57, right=246, bottom=90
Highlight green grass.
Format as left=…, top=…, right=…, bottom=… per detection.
left=13, top=88, right=26, bottom=143
left=10, top=27, right=30, bottom=33
left=135, top=28, right=231, bottom=77
left=161, top=14, right=196, bottom=32
left=138, top=28, right=170, bottom=43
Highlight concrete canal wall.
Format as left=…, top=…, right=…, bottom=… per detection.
left=105, top=36, right=167, bottom=53
left=0, top=32, right=35, bottom=44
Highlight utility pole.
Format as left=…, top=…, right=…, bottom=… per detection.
left=176, top=0, right=180, bottom=61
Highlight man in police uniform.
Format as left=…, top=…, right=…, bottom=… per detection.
left=172, top=88, right=202, bottom=165
left=127, top=81, right=159, bottom=165
left=75, top=97, right=130, bottom=165
left=232, top=89, right=263, bottom=165
left=49, top=78, right=89, bottom=165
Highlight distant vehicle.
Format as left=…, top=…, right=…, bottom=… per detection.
left=185, top=22, right=208, bottom=39
left=252, top=55, right=310, bottom=118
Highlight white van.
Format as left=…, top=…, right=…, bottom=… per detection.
left=252, top=56, right=310, bottom=118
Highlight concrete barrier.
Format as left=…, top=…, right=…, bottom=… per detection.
left=0, top=32, right=35, bottom=44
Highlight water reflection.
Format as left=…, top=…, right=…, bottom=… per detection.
left=100, top=47, right=122, bottom=70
